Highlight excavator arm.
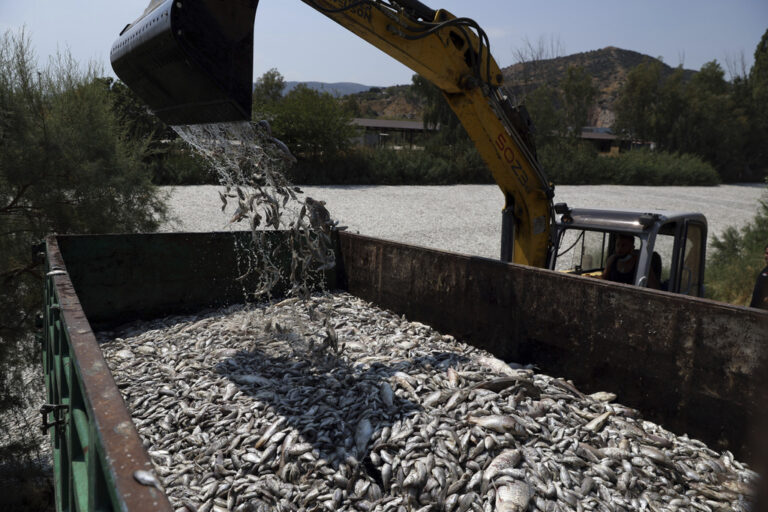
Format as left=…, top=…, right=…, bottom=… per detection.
left=111, top=0, right=554, bottom=267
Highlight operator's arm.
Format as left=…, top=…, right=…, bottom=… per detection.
left=600, top=255, right=615, bottom=281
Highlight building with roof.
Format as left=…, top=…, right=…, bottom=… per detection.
left=351, top=118, right=437, bottom=148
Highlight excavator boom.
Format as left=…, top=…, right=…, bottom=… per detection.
left=111, top=0, right=554, bottom=267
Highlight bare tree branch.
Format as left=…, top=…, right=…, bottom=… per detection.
left=0, top=183, right=31, bottom=213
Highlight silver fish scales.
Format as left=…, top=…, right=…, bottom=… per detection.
left=99, top=292, right=759, bottom=511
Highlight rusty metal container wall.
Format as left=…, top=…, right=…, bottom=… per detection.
left=45, top=236, right=174, bottom=511
left=56, top=232, right=337, bottom=327
left=46, top=230, right=767, bottom=510
left=337, top=232, right=768, bottom=459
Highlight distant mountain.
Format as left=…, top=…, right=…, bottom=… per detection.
left=282, top=81, right=376, bottom=97
left=502, top=47, right=697, bottom=127
left=274, top=48, right=698, bottom=126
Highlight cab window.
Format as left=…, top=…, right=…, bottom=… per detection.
left=653, top=231, right=676, bottom=288
left=678, top=222, right=704, bottom=296
left=555, top=229, right=611, bottom=274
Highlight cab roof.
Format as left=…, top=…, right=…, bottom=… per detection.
left=558, top=208, right=707, bottom=234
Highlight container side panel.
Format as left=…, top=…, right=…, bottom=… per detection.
left=56, top=232, right=337, bottom=326
left=45, top=236, right=174, bottom=511
left=338, top=232, right=768, bottom=458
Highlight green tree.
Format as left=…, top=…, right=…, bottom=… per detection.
left=684, top=61, right=749, bottom=180
left=100, top=77, right=171, bottom=141
left=0, top=29, right=167, bottom=483
left=524, top=84, right=563, bottom=146
left=614, top=58, right=755, bottom=181
left=561, top=65, right=597, bottom=135
left=613, top=59, right=663, bottom=143
left=342, top=95, right=362, bottom=117
left=520, top=65, right=596, bottom=161
left=98, top=77, right=213, bottom=185
left=708, top=198, right=768, bottom=304
left=749, top=29, right=768, bottom=172
left=271, top=84, right=354, bottom=161
left=411, top=75, right=459, bottom=132
left=410, top=73, right=475, bottom=154
left=654, top=67, right=690, bottom=152
left=252, top=68, right=286, bottom=114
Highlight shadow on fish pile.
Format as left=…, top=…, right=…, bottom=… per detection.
left=99, top=293, right=759, bottom=512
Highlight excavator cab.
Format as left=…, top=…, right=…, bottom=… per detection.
left=110, top=0, right=259, bottom=125
left=550, top=207, right=707, bottom=296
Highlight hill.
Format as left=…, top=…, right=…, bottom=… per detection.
left=286, top=48, right=698, bottom=127
left=283, top=81, right=375, bottom=97
left=344, top=84, right=426, bottom=120
left=501, top=47, right=697, bottom=127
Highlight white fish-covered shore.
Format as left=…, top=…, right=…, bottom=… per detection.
left=99, top=293, right=758, bottom=512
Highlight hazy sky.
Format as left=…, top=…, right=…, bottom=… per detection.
left=1, top=1, right=766, bottom=86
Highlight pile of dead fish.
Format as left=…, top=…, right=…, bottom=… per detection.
left=99, top=293, right=758, bottom=512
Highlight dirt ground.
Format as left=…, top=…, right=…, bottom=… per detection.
left=162, top=184, right=765, bottom=260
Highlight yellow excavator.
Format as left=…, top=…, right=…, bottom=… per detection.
left=111, top=0, right=708, bottom=296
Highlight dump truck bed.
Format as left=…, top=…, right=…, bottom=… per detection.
left=43, top=231, right=767, bottom=510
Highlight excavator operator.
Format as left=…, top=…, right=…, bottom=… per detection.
left=600, top=234, right=638, bottom=285
left=599, top=234, right=662, bottom=289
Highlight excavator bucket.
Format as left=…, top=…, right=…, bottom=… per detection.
left=110, top=0, right=259, bottom=125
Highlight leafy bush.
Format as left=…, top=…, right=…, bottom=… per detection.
left=287, top=145, right=492, bottom=185
left=262, top=83, right=356, bottom=162
left=0, top=30, right=166, bottom=488
left=706, top=197, right=768, bottom=305
left=609, top=149, right=721, bottom=185
left=148, top=141, right=216, bottom=185
left=541, top=146, right=720, bottom=186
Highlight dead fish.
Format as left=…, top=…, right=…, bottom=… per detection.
left=467, top=415, right=519, bottom=434
left=584, top=411, right=612, bottom=432
left=471, top=377, right=528, bottom=393
left=133, top=469, right=162, bottom=489
left=304, top=197, right=331, bottom=232
left=482, top=449, right=521, bottom=492
left=379, top=382, right=394, bottom=408
left=355, top=417, right=373, bottom=455
left=447, top=367, right=459, bottom=388
left=589, top=391, right=617, bottom=402
left=270, top=136, right=296, bottom=162
left=228, top=202, right=248, bottom=224
left=99, top=291, right=758, bottom=512
left=476, top=356, right=519, bottom=377
left=254, top=417, right=285, bottom=450
left=495, top=482, right=531, bottom=512
left=257, top=119, right=272, bottom=136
